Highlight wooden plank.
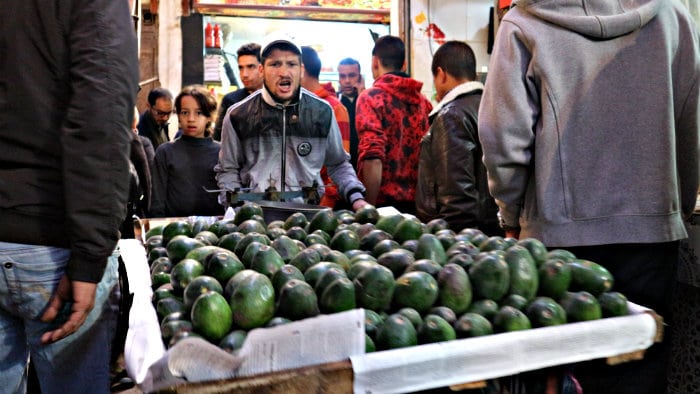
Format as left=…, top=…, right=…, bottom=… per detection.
left=606, top=308, right=663, bottom=365
left=166, top=360, right=353, bottom=394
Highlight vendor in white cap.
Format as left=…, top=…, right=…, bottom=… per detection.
left=215, top=32, right=368, bottom=210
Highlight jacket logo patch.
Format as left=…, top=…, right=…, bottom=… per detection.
left=297, top=142, right=312, bottom=156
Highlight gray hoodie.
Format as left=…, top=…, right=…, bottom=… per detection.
left=478, top=0, right=700, bottom=246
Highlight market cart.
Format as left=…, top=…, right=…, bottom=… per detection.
left=119, top=211, right=663, bottom=394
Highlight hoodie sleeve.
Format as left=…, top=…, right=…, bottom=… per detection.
left=478, top=22, right=539, bottom=228
left=675, top=23, right=700, bottom=220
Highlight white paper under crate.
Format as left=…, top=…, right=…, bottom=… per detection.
left=351, top=303, right=660, bottom=394
left=234, top=308, right=365, bottom=377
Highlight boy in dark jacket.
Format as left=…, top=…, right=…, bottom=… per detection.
left=415, top=41, right=499, bottom=235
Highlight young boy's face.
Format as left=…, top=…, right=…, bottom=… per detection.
left=177, top=95, right=209, bottom=138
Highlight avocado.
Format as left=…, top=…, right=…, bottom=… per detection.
left=289, top=247, right=322, bottom=273
left=234, top=201, right=264, bottom=226
left=170, top=258, right=205, bottom=295
left=161, top=220, right=193, bottom=245
left=183, top=275, right=223, bottom=311
left=537, top=258, right=572, bottom=300
left=568, top=259, right=614, bottom=296
left=526, top=296, right=567, bottom=327
left=276, top=279, right=320, bottom=321
left=219, top=330, right=247, bottom=354
left=413, top=233, right=448, bottom=266
left=353, top=264, right=395, bottom=312
left=319, top=277, right=356, bottom=314
left=559, top=291, right=603, bottom=322
left=493, top=305, right=532, bottom=333
left=307, top=208, right=339, bottom=236
left=469, top=253, right=510, bottom=301
left=453, top=312, right=493, bottom=338
left=217, top=231, right=245, bottom=254
left=191, top=291, right=232, bottom=342
left=204, top=252, right=244, bottom=286
left=392, top=271, right=439, bottom=314
left=417, top=314, right=457, bottom=344
left=597, top=291, right=629, bottom=317
left=166, top=235, right=206, bottom=263
left=354, top=204, right=380, bottom=224
left=377, top=248, right=416, bottom=278
left=270, top=264, right=305, bottom=294
left=504, top=245, right=539, bottom=301
left=404, top=259, right=443, bottom=278
left=271, top=234, right=303, bottom=264
left=392, top=217, right=425, bottom=244
left=375, top=313, right=418, bottom=350
left=515, top=238, right=549, bottom=267
left=436, top=263, right=472, bottom=315
left=229, top=271, right=275, bottom=329
left=249, top=244, right=285, bottom=277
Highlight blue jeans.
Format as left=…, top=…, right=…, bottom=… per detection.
left=0, top=242, right=119, bottom=394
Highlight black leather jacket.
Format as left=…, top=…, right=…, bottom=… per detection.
left=416, top=83, right=500, bottom=235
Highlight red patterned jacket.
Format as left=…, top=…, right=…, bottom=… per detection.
left=356, top=72, right=432, bottom=207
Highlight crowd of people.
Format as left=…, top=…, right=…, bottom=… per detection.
left=133, top=32, right=501, bottom=234
left=1, top=0, right=698, bottom=393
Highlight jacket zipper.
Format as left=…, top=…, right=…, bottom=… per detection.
left=280, top=104, right=287, bottom=192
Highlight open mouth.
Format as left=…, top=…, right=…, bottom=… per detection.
left=276, top=79, right=294, bottom=95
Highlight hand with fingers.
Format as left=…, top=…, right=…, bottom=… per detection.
left=40, top=275, right=97, bottom=344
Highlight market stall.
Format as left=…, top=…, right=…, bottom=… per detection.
left=121, top=204, right=664, bottom=394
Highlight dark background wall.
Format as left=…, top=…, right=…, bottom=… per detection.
left=181, top=13, right=204, bottom=87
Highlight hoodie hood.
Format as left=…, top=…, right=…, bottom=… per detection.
left=517, top=0, right=663, bottom=39
left=371, top=73, right=426, bottom=106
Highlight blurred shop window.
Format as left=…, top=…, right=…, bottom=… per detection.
left=207, top=15, right=388, bottom=94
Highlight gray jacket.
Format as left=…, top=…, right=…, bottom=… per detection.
left=216, top=86, right=365, bottom=204
left=478, top=0, right=699, bottom=246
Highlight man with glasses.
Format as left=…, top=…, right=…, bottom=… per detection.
left=138, top=87, right=173, bottom=149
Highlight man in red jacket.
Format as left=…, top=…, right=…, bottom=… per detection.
left=300, top=46, right=352, bottom=208
left=356, top=35, right=432, bottom=214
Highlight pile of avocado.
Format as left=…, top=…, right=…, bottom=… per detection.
left=147, top=202, right=630, bottom=354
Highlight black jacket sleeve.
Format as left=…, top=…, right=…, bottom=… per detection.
left=430, top=110, right=480, bottom=232
left=62, top=0, right=139, bottom=282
